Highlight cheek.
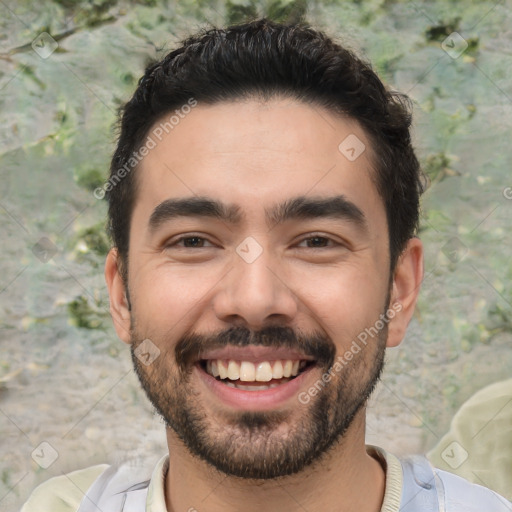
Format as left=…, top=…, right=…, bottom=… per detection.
left=294, top=266, right=388, bottom=344
left=130, top=265, right=221, bottom=330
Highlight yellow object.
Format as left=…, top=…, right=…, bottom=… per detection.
left=428, top=378, right=512, bottom=500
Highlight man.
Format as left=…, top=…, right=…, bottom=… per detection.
left=22, top=18, right=511, bottom=512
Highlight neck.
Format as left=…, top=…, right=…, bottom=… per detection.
left=164, top=410, right=385, bottom=512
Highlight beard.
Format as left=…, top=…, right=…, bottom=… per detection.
left=130, top=310, right=388, bottom=480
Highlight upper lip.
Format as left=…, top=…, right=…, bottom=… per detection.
left=198, top=346, right=316, bottom=363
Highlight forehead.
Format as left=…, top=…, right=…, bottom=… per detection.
left=133, top=98, right=385, bottom=229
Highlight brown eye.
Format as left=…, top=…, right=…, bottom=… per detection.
left=166, top=235, right=215, bottom=248
left=305, top=236, right=330, bottom=248
left=181, top=236, right=206, bottom=247
left=297, top=236, right=335, bottom=248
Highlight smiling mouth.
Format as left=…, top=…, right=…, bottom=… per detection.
left=200, top=359, right=315, bottom=391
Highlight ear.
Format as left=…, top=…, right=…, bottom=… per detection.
left=105, top=248, right=131, bottom=344
left=386, top=237, right=424, bottom=348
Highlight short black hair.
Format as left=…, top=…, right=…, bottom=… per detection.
left=106, top=18, right=423, bottom=279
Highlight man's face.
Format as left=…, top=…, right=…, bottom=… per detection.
left=122, top=98, right=394, bottom=478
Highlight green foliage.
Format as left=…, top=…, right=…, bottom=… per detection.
left=226, top=0, right=307, bottom=25
left=226, top=0, right=258, bottom=23
left=421, top=152, right=458, bottom=185
left=67, top=295, right=108, bottom=329
left=76, top=222, right=110, bottom=256
left=266, top=0, right=307, bottom=23
left=424, top=18, right=461, bottom=42
left=51, top=0, right=86, bottom=7
left=65, top=0, right=119, bottom=26
left=465, top=36, right=479, bottom=56
left=485, top=303, right=512, bottom=333
left=1, top=468, right=11, bottom=487
left=418, top=208, right=453, bottom=233
left=484, top=266, right=512, bottom=334
left=423, top=17, right=478, bottom=56
left=74, top=167, right=106, bottom=192
left=135, top=0, right=159, bottom=6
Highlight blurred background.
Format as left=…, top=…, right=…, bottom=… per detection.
left=1, top=0, right=511, bottom=510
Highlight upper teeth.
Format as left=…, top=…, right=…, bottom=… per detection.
left=205, top=359, right=307, bottom=382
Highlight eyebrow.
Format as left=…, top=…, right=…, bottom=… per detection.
left=148, top=195, right=368, bottom=233
left=148, top=197, right=243, bottom=232
left=267, top=195, right=368, bottom=232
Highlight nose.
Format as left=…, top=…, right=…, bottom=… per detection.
left=212, top=242, right=298, bottom=330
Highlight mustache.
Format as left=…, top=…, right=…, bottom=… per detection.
left=175, top=325, right=336, bottom=373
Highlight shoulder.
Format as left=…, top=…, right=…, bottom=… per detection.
left=374, top=446, right=512, bottom=512
left=434, top=467, right=512, bottom=511
left=20, top=464, right=109, bottom=512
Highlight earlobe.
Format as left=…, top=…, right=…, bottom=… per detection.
left=386, top=237, right=424, bottom=348
left=104, top=248, right=132, bottom=344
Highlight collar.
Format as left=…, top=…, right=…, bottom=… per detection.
left=366, top=445, right=403, bottom=512
left=145, top=454, right=169, bottom=512
left=146, top=446, right=403, bottom=512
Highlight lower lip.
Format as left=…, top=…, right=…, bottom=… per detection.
left=196, top=363, right=316, bottom=411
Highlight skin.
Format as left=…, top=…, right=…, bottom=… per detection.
left=105, top=97, right=424, bottom=512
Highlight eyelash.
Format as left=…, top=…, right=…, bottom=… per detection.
left=166, top=233, right=340, bottom=249
left=168, top=235, right=214, bottom=248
